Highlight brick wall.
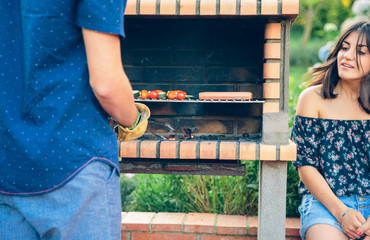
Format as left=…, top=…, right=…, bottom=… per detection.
left=121, top=212, right=302, bottom=240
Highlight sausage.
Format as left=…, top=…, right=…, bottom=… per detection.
left=198, top=92, right=253, bottom=100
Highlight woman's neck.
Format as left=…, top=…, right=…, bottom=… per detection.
left=335, top=79, right=361, bottom=100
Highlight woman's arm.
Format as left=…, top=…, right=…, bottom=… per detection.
left=82, top=28, right=138, bottom=128
left=298, top=166, right=365, bottom=239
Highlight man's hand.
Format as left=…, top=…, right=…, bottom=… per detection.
left=111, top=103, right=150, bottom=141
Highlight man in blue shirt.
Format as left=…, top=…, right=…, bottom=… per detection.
left=0, top=0, right=138, bottom=239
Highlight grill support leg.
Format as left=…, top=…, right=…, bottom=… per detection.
left=258, top=161, right=287, bottom=240
left=258, top=18, right=292, bottom=240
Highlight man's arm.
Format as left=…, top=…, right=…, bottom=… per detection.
left=82, top=28, right=137, bottom=127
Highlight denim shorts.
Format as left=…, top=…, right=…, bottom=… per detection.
left=0, top=161, right=122, bottom=240
left=299, top=194, right=370, bottom=240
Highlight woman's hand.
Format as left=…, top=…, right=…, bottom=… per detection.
left=356, top=217, right=370, bottom=240
left=298, top=166, right=364, bottom=239
left=340, top=208, right=366, bottom=240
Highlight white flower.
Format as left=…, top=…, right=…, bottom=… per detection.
left=352, top=0, right=370, bottom=16
left=341, top=15, right=370, bottom=32
left=324, top=23, right=338, bottom=32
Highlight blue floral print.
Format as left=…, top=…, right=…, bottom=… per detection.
left=291, top=115, right=370, bottom=196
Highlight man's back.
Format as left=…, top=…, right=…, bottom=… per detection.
left=0, top=0, right=123, bottom=195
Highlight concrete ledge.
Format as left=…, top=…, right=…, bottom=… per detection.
left=121, top=212, right=302, bottom=239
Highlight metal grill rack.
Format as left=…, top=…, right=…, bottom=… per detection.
left=135, top=99, right=265, bottom=103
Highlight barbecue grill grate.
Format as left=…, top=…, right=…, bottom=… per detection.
left=135, top=99, right=265, bottom=103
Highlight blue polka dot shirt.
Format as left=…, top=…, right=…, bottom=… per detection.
left=0, top=0, right=126, bottom=195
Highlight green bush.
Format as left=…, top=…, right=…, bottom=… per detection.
left=123, top=174, right=187, bottom=212
left=289, top=35, right=323, bottom=67
left=178, top=161, right=259, bottom=215
left=289, top=67, right=307, bottom=127
left=119, top=176, right=137, bottom=211
left=121, top=160, right=302, bottom=217
left=286, top=162, right=301, bottom=217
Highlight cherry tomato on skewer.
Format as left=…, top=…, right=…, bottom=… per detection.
left=176, top=91, right=186, bottom=100
left=149, top=91, right=159, bottom=99
left=167, top=91, right=177, bottom=100
left=140, top=90, right=149, bottom=99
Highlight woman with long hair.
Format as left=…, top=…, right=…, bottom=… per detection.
left=291, top=21, right=370, bottom=240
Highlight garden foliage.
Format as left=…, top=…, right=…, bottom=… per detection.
left=121, top=161, right=301, bottom=217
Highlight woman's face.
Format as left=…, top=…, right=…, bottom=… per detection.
left=337, top=31, right=370, bottom=82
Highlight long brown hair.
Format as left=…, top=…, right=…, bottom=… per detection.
left=305, top=21, right=370, bottom=113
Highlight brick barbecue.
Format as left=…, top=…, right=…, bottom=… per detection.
left=119, top=0, right=298, bottom=176
left=118, top=0, right=299, bottom=239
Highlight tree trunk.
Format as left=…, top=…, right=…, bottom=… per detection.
left=300, top=0, right=326, bottom=49
left=301, top=4, right=314, bottom=49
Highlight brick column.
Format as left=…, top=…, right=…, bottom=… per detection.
left=258, top=18, right=295, bottom=240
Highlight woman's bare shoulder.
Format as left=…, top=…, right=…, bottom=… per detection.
left=295, top=85, right=323, bottom=118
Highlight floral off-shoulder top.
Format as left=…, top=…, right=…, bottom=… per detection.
left=291, top=115, right=370, bottom=196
